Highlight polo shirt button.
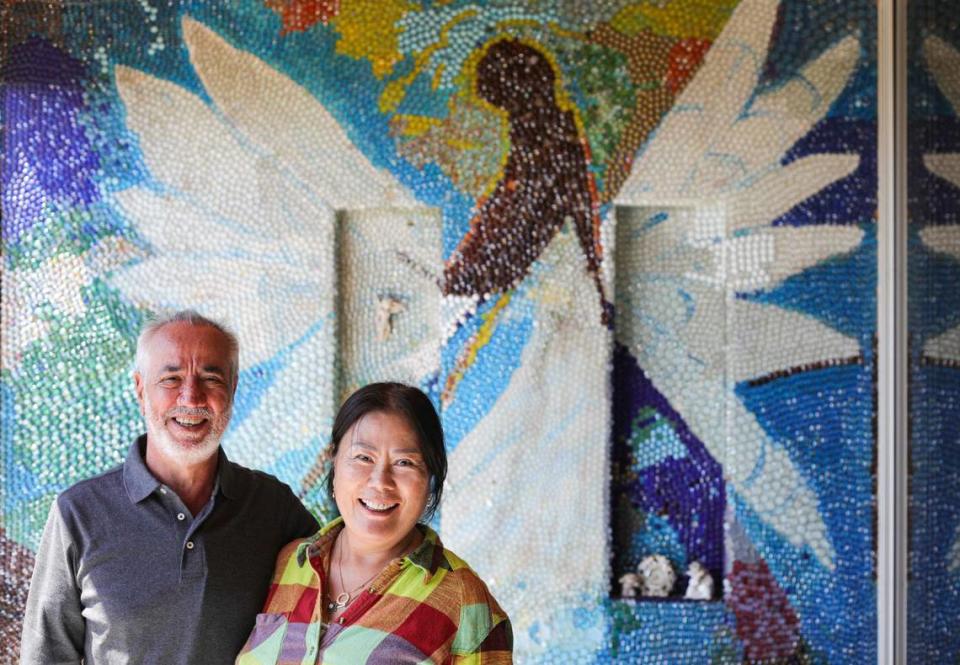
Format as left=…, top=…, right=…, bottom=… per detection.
left=186, top=541, right=195, bottom=550
left=177, top=513, right=186, bottom=521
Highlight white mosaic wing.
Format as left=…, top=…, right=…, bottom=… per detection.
left=922, top=36, right=960, bottom=225
left=723, top=225, right=864, bottom=288
left=110, top=57, right=337, bottom=481
left=112, top=19, right=443, bottom=483
left=616, top=233, right=840, bottom=567
left=114, top=65, right=268, bottom=229
left=111, top=67, right=333, bottom=367
left=729, top=155, right=859, bottom=231
left=729, top=300, right=861, bottom=384
left=614, top=0, right=866, bottom=569
left=619, top=0, right=779, bottom=197
left=181, top=16, right=417, bottom=210
left=709, top=35, right=860, bottom=180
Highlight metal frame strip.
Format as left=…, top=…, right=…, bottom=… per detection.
left=877, top=0, right=908, bottom=662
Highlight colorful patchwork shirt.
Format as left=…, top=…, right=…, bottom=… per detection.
left=236, top=517, right=513, bottom=664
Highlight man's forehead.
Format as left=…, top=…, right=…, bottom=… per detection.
left=144, top=322, right=232, bottom=363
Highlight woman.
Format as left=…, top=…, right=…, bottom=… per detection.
left=236, top=382, right=513, bottom=664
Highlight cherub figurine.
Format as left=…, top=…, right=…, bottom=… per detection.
left=638, top=555, right=676, bottom=597
left=684, top=561, right=715, bottom=600
left=618, top=572, right=642, bottom=599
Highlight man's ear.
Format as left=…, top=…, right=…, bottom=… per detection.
left=133, top=371, right=146, bottom=415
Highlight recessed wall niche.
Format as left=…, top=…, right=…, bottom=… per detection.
left=612, top=204, right=727, bottom=602
left=336, top=207, right=442, bottom=401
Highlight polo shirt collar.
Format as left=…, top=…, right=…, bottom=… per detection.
left=122, top=434, right=235, bottom=503
left=123, top=436, right=159, bottom=503
left=296, top=516, right=445, bottom=578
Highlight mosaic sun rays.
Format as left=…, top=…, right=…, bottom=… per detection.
left=3, top=0, right=959, bottom=662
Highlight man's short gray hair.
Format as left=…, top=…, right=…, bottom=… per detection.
left=135, top=310, right=240, bottom=384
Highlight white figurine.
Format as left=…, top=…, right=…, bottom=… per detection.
left=638, top=555, right=676, bottom=597
left=684, top=561, right=715, bottom=600
left=618, top=572, right=642, bottom=599
left=375, top=296, right=405, bottom=341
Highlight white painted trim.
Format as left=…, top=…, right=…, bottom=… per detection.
left=877, top=0, right=908, bottom=663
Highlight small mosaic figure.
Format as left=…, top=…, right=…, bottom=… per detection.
left=638, top=554, right=676, bottom=598
left=618, top=572, right=642, bottom=599
left=684, top=561, right=715, bottom=601
left=375, top=295, right=406, bottom=341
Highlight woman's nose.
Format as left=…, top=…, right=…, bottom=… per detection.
left=368, top=461, right=395, bottom=489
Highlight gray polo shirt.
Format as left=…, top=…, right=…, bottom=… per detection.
left=20, top=436, right=319, bottom=665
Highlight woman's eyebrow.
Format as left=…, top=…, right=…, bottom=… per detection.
left=352, top=440, right=422, bottom=455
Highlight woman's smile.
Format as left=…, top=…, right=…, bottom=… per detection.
left=358, top=498, right=399, bottom=513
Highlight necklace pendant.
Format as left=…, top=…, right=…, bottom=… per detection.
left=335, top=591, right=350, bottom=609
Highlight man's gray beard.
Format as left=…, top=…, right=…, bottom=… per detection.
left=144, top=394, right=230, bottom=465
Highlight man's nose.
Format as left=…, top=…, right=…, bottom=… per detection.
left=178, top=376, right=206, bottom=407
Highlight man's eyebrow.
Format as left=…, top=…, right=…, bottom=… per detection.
left=159, top=365, right=226, bottom=375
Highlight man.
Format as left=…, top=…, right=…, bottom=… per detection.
left=21, top=310, right=319, bottom=664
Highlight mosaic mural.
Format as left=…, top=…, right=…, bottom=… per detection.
left=2, top=0, right=946, bottom=662
left=907, top=1, right=960, bottom=661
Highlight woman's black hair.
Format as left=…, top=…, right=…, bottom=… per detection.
left=326, top=382, right=447, bottom=520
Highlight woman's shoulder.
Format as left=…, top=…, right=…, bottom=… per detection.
left=266, top=536, right=315, bottom=586
left=275, top=518, right=339, bottom=566
left=428, top=540, right=513, bottom=658
left=429, top=539, right=503, bottom=610
left=434, top=541, right=472, bottom=574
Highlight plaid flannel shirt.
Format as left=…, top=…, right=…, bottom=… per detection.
left=236, top=517, right=513, bottom=664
